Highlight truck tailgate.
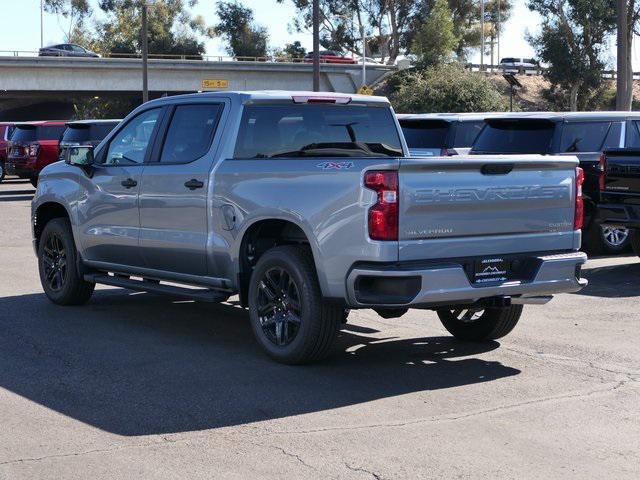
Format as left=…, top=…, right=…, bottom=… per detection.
left=398, top=155, right=579, bottom=261
left=603, top=150, right=640, bottom=203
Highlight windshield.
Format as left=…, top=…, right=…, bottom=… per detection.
left=399, top=119, right=451, bottom=148
left=234, top=104, right=403, bottom=159
left=472, top=120, right=556, bottom=154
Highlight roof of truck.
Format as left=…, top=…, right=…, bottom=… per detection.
left=13, top=120, right=67, bottom=127
left=485, top=111, right=640, bottom=122
left=65, top=119, right=122, bottom=127
left=396, top=112, right=522, bottom=123
left=145, top=90, right=391, bottom=106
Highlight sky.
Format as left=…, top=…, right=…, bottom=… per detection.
left=0, top=0, right=633, bottom=68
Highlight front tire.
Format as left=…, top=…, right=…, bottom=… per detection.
left=38, top=217, right=94, bottom=305
left=0, top=161, right=5, bottom=183
left=248, top=245, right=342, bottom=364
left=437, top=305, right=523, bottom=341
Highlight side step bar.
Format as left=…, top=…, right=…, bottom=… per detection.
left=84, top=274, right=229, bottom=303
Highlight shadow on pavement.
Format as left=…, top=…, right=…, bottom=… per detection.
left=0, top=290, right=520, bottom=436
left=574, top=259, right=640, bottom=298
left=0, top=179, right=36, bottom=202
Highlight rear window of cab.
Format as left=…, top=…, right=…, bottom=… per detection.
left=234, top=104, right=403, bottom=159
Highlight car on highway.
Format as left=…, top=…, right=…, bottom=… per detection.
left=398, top=113, right=508, bottom=157
left=470, top=112, right=639, bottom=255
left=38, top=44, right=100, bottom=58
left=499, top=57, right=539, bottom=74
left=303, top=50, right=357, bottom=64
left=0, top=122, right=16, bottom=183
left=5, top=121, right=66, bottom=187
left=58, top=119, right=121, bottom=160
left=32, top=91, right=586, bottom=364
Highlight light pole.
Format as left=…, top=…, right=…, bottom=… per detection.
left=480, top=0, right=485, bottom=71
left=361, top=26, right=366, bottom=87
left=142, top=0, right=155, bottom=103
left=497, top=0, right=501, bottom=68
left=312, top=0, right=320, bottom=91
left=40, top=0, right=44, bottom=48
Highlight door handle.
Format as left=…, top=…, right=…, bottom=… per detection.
left=121, top=178, right=137, bottom=188
left=184, top=179, right=204, bottom=190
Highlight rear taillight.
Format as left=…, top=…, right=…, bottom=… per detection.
left=28, top=143, right=40, bottom=157
left=364, top=170, right=398, bottom=241
left=575, top=166, right=584, bottom=230
left=598, top=153, right=607, bottom=190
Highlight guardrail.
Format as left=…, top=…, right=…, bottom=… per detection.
left=0, top=50, right=384, bottom=65
left=465, top=63, right=640, bottom=80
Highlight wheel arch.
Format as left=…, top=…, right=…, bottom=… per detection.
left=235, top=217, right=327, bottom=307
left=33, top=201, right=71, bottom=252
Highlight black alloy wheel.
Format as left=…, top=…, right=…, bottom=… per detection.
left=256, top=266, right=302, bottom=346
left=41, top=232, right=68, bottom=292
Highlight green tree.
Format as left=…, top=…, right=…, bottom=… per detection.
left=281, top=0, right=417, bottom=64
left=44, top=0, right=92, bottom=43
left=94, top=0, right=207, bottom=57
left=389, top=63, right=507, bottom=113
left=278, top=41, right=307, bottom=59
left=527, top=0, right=615, bottom=110
left=213, top=1, right=269, bottom=58
left=412, top=0, right=458, bottom=66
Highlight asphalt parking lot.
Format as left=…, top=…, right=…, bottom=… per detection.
left=0, top=178, right=638, bottom=479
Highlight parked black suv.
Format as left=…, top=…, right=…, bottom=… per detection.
left=398, top=113, right=505, bottom=157
left=470, top=112, right=639, bottom=254
left=58, top=120, right=121, bottom=160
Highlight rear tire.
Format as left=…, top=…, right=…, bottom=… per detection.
left=38, top=217, right=94, bottom=305
left=585, top=224, right=629, bottom=255
left=0, top=161, right=5, bottom=183
left=437, top=305, right=523, bottom=341
left=248, top=245, right=342, bottom=364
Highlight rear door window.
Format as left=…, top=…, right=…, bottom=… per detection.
left=560, top=122, right=611, bottom=152
left=159, top=104, right=223, bottom=163
left=602, top=122, right=622, bottom=150
left=235, top=104, right=403, bottom=158
left=453, top=121, right=485, bottom=147
left=625, top=121, right=640, bottom=147
left=399, top=119, right=451, bottom=149
left=472, top=120, right=556, bottom=154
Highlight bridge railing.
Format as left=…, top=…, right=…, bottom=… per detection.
left=0, top=50, right=386, bottom=66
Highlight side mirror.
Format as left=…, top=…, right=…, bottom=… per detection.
left=65, top=145, right=94, bottom=167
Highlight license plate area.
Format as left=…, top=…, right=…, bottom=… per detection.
left=473, top=257, right=509, bottom=284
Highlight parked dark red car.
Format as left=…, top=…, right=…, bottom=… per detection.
left=5, top=121, right=66, bottom=187
left=0, top=122, right=16, bottom=183
left=303, top=50, right=357, bottom=64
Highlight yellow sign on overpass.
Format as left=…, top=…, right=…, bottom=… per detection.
left=202, top=79, right=229, bottom=90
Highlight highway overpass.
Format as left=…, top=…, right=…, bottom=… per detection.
left=0, top=56, right=396, bottom=119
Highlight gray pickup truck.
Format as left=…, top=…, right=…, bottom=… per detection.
left=31, top=91, right=587, bottom=364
